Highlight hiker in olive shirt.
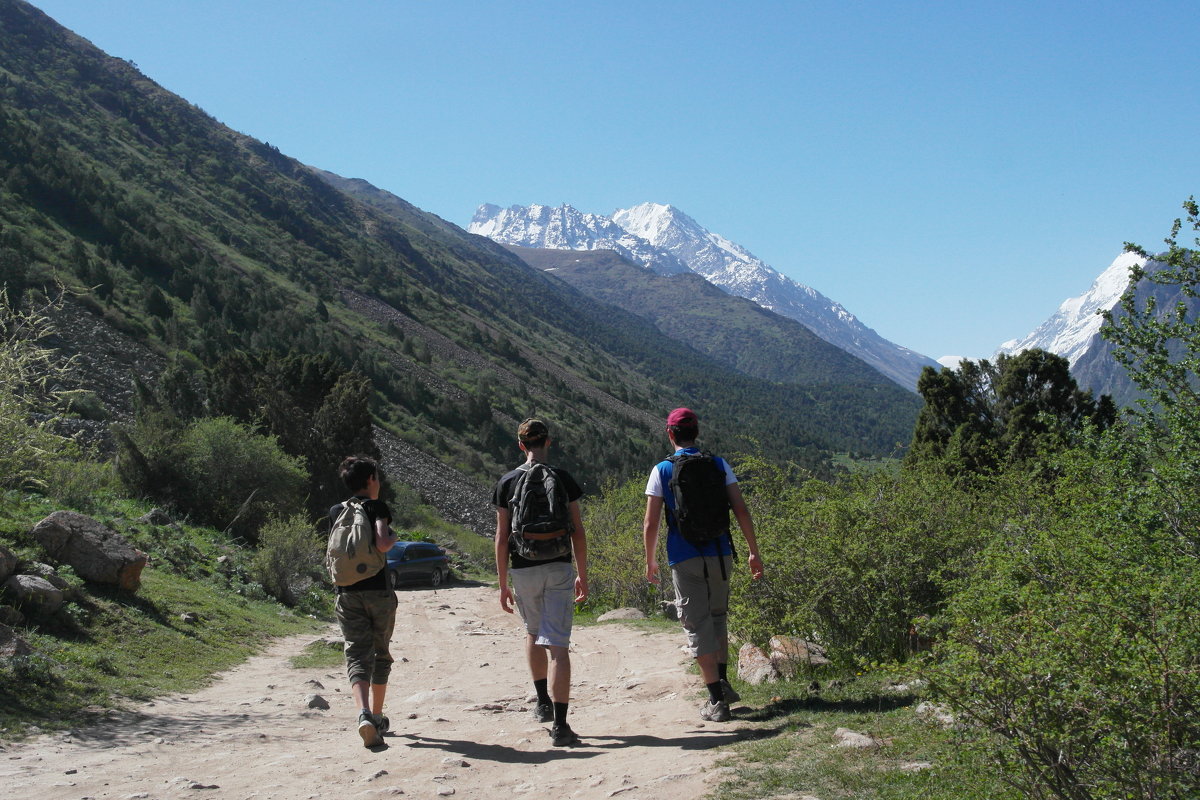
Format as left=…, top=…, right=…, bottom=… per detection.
left=493, top=419, right=588, bottom=747
left=330, top=455, right=398, bottom=747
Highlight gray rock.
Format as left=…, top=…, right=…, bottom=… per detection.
left=597, top=607, right=646, bottom=622
left=3, top=574, right=64, bottom=616
left=832, top=727, right=878, bottom=748
left=31, top=511, right=148, bottom=592
left=0, top=545, right=17, bottom=583
left=737, top=642, right=781, bottom=684
left=180, top=612, right=201, bottom=624
left=660, top=600, right=679, bottom=621
left=305, top=694, right=330, bottom=710
left=0, top=622, right=32, bottom=657
left=23, top=563, right=74, bottom=599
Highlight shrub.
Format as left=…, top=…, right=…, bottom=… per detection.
left=924, top=442, right=1200, bottom=800
left=729, top=456, right=985, bottom=665
left=117, top=414, right=306, bottom=542
left=250, top=514, right=325, bottom=607
left=582, top=477, right=669, bottom=611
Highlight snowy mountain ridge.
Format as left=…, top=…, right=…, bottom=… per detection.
left=469, top=201, right=938, bottom=391
left=996, top=251, right=1145, bottom=367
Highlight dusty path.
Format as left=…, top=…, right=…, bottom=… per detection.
left=2, top=585, right=752, bottom=799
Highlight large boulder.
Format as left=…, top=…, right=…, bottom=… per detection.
left=0, top=544, right=17, bottom=583
left=737, top=642, right=782, bottom=684
left=30, top=511, right=148, bottom=592
left=22, top=562, right=74, bottom=600
left=3, top=574, right=64, bottom=616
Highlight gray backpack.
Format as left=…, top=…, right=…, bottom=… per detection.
left=325, top=498, right=386, bottom=586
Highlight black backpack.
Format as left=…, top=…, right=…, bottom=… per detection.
left=509, top=463, right=574, bottom=560
left=666, top=452, right=731, bottom=546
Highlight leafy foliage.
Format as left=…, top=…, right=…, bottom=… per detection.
left=909, top=349, right=1115, bottom=474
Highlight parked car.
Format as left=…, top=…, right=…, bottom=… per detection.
left=386, top=540, right=451, bottom=588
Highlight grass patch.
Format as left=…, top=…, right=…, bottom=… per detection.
left=0, top=567, right=322, bottom=738
left=289, top=637, right=345, bottom=670
left=710, top=672, right=1016, bottom=800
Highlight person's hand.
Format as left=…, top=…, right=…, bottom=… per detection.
left=645, top=557, right=660, bottom=585
left=574, top=576, right=588, bottom=604
left=499, top=585, right=514, bottom=613
left=748, top=552, right=764, bottom=580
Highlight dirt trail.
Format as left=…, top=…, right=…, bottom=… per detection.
left=2, top=585, right=752, bottom=799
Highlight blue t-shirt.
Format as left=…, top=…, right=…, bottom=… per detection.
left=645, top=447, right=736, bottom=565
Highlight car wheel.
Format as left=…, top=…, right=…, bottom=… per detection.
left=430, top=568, right=443, bottom=588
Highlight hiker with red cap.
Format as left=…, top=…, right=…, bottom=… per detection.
left=493, top=418, right=588, bottom=747
left=643, top=407, right=763, bottom=722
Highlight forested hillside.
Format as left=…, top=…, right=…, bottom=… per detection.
left=0, top=0, right=916, bottom=504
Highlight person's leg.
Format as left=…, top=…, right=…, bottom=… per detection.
left=547, top=645, right=571, bottom=703
left=526, top=633, right=549, bottom=681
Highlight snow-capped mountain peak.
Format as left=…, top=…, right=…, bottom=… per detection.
left=470, top=201, right=940, bottom=390
left=996, top=250, right=1145, bottom=366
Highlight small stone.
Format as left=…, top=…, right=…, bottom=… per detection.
left=305, top=694, right=330, bottom=710
left=441, top=757, right=470, bottom=767
left=436, top=788, right=455, bottom=796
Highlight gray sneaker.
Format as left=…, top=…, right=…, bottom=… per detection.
left=720, top=679, right=741, bottom=704
left=357, top=711, right=382, bottom=746
left=700, top=699, right=731, bottom=722
left=532, top=701, right=553, bottom=723
left=372, top=713, right=390, bottom=735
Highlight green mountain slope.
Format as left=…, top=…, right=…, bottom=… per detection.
left=0, top=0, right=914, bottom=495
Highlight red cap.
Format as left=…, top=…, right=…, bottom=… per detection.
left=666, top=407, right=698, bottom=427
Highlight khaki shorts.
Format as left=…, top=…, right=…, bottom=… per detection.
left=510, top=561, right=576, bottom=648
left=671, top=554, right=731, bottom=659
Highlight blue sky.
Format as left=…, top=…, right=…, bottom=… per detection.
left=27, top=0, right=1200, bottom=361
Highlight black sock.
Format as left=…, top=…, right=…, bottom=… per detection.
left=706, top=681, right=724, bottom=703
left=553, top=701, right=569, bottom=727
left=718, top=662, right=728, bottom=681
left=534, top=679, right=551, bottom=705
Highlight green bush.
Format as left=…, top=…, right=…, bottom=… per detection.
left=117, top=414, right=306, bottom=542
left=581, top=477, right=669, bottom=611
left=924, top=442, right=1200, bottom=800
left=729, top=456, right=985, bottom=665
left=249, top=514, right=325, bottom=608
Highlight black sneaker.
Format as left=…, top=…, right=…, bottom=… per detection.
left=550, top=723, right=581, bottom=747
left=372, top=713, right=390, bottom=735
left=357, top=711, right=382, bottom=747
left=720, top=678, right=741, bottom=704
left=532, top=701, right=553, bottom=723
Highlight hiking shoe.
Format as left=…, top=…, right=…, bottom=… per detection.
left=372, top=713, right=390, bottom=735
left=700, top=699, right=731, bottom=722
left=720, top=679, right=741, bottom=704
left=551, top=723, right=581, bottom=747
left=532, top=701, right=553, bottom=723
left=357, top=711, right=382, bottom=747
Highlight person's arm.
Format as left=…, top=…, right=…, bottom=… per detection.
left=727, top=482, right=763, bottom=579
left=374, top=518, right=397, bottom=553
left=495, top=507, right=514, bottom=613
left=643, top=494, right=663, bottom=585
left=568, top=500, right=587, bottom=603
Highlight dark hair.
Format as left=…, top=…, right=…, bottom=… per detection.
left=668, top=423, right=699, bottom=444
left=339, top=455, right=379, bottom=493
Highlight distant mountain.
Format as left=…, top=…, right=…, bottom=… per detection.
left=996, top=251, right=1145, bottom=367
left=470, top=202, right=940, bottom=391
left=994, top=252, right=1200, bottom=407
left=504, top=246, right=921, bottom=443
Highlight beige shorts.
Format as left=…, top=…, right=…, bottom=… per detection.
left=510, top=561, right=576, bottom=648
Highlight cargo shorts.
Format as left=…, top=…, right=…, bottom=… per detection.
left=671, top=554, right=732, bottom=659
left=335, top=588, right=398, bottom=686
left=510, top=561, right=576, bottom=648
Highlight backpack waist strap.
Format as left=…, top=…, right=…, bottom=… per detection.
left=518, top=528, right=569, bottom=540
